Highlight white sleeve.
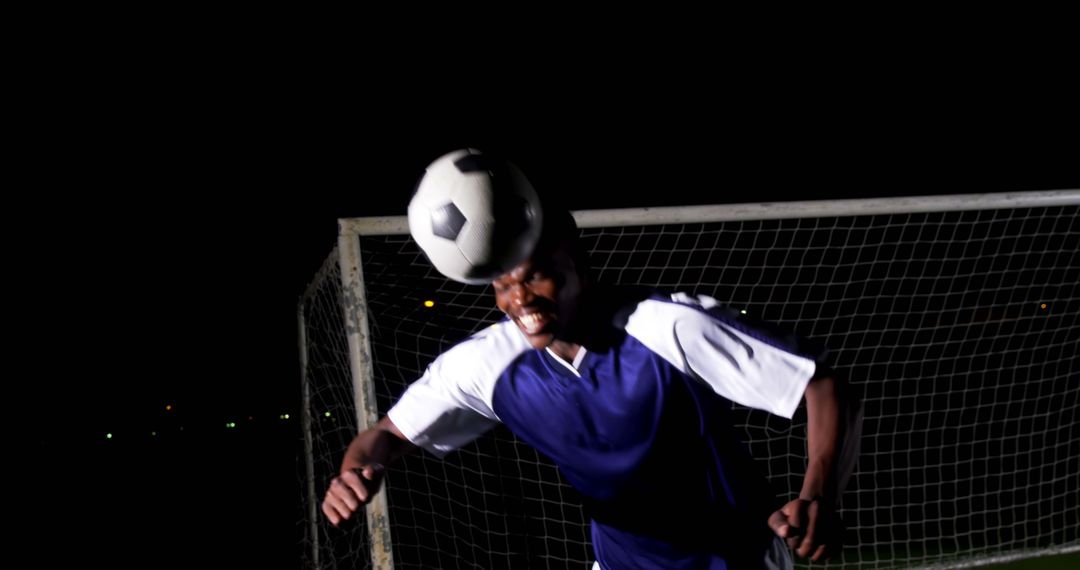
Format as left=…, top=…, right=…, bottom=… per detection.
left=625, top=294, right=819, bottom=419
left=387, top=321, right=528, bottom=457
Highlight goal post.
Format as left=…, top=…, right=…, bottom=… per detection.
left=299, top=189, right=1080, bottom=569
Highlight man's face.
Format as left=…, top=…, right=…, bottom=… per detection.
left=492, top=246, right=583, bottom=350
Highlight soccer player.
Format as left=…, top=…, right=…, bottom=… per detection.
left=322, top=198, right=860, bottom=569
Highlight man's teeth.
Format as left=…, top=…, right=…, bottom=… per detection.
left=519, top=313, right=544, bottom=333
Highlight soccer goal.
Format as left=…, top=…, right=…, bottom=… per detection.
left=298, top=189, right=1080, bottom=569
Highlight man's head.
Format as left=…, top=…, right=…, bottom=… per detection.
left=493, top=205, right=589, bottom=350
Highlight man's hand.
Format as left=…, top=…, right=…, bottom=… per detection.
left=321, top=417, right=414, bottom=527
left=321, top=463, right=385, bottom=527
left=767, top=497, right=842, bottom=562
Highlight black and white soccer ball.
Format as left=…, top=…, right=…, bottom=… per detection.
left=408, top=149, right=544, bottom=284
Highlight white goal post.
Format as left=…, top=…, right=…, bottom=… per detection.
left=299, top=189, right=1080, bottom=569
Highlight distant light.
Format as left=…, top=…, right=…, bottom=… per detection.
left=282, top=414, right=290, bottom=420
left=226, top=422, right=236, bottom=429
left=151, top=432, right=157, bottom=437
left=165, top=405, right=172, bottom=411
left=324, top=411, right=331, bottom=417
left=247, top=416, right=254, bottom=421
left=106, top=433, right=113, bottom=439
left=424, top=300, right=435, bottom=308
left=1040, top=303, right=1048, bottom=310
left=740, top=310, right=747, bottom=315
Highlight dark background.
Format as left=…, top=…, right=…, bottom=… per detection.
left=19, top=36, right=1078, bottom=567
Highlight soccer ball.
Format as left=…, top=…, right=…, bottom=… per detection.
left=408, top=149, right=544, bottom=284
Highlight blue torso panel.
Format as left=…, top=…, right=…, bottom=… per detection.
left=492, top=329, right=779, bottom=568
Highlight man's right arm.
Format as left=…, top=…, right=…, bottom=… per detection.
left=321, top=415, right=416, bottom=526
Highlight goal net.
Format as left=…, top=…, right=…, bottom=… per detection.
left=299, top=190, right=1080, bottom=569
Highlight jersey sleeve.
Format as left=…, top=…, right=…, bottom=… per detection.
left=387, top=321, right=526, bottom=457
left=626, top=293, right=823, bottom=418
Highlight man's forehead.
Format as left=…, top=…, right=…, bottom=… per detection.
left=492, top=262, right=523, bottom=284
left=494, top=257, right=549, bottom=283
left=506, top=260, right=536, bottom=280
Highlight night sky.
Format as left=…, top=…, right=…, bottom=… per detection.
left=21, top=54, right=1078, bottom=567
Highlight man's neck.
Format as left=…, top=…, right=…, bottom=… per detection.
left=548, top=340, right=581, bottom=363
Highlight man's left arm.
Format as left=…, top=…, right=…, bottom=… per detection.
left=768, top=371, right=862, bottom=561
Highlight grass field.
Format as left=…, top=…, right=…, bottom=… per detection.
left=987, top=552, right=1079, bottom=569
left=809, top=546, right=1079, bottom=569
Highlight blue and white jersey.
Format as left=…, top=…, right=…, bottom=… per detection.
left=388, top=291, right=821, bottom=569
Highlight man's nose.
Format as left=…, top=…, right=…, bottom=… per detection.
left=511, top=283, right=533, bottom=307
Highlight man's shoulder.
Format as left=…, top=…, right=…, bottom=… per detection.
left=635, top=291, right=825, bottom=362
left=623, top=291, right=733, bottom=323
left=434, top=319, right=532, bottom=375
left=623, top=291, right=782, bottom=350
left=446, top=318, right=528, bottom=353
